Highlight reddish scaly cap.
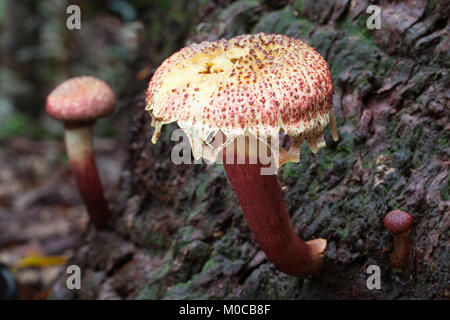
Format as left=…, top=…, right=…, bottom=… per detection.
left=145, top=33, right=338, bottom=164
left=384, top=210, right=413, bottom=235
left=46, top=76, right=115, bottom=122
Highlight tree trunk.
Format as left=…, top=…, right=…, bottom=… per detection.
left=54, top=0, right=449, bottom=300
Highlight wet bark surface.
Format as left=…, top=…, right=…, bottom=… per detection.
left=53, top=0, right=449, bottom=299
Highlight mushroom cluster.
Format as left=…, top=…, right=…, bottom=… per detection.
left=145, top=33, right=339, bottom=276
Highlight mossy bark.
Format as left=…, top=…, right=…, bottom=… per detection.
left=56, top=0, right=449, bottom=299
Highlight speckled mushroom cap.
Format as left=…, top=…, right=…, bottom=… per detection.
left=384, top=210, right=413, bottom=235
left=146, top=33, right=338, bottom=165
left=46, top=76, right=115, bottom=123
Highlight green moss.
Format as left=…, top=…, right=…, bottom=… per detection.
left=134, top=284, right=159, bottom=300
left=154, top=248, right=174, bottom=279
left=338, top=17, right=376, bottom=47
left=294, top=17, right=314, bottom=38
left=216, top=0, right=262, bottom=38
left=194, top=174, right=210, bottom=199
left=252, top=6, right=299, bottom=34
left=308, top=28, right=338, bottom=56
left=403, top=71, right=433, bottom=100
left=184, top=171, right=211, bottom=200
left=187, top=202, right=208, bottom=222
left=0, top=114, right=31, bottom=138
left=324, top=20, right=393, bottom=95
left=141, top=230, right=167, bottom=248
left=0, top=114, right=52, bottom=140
left=361, top=156, right=374, bottom=170
left=386, top=120, right=399, bottom=138
left=336, top=225, right=350, bottom=241
left=131, top=216, right=168, bottom=248
left=307, top=180, right=319, bottom=197
left=163, top=241, right=232, bottom=299
left=281, top=161, right=305, bottom=181
left=201, top=251, right=221, bottom=273
left=337, top=130, right=354, bottom=154
left=0, top=0, right=4, bottom=24
left=441, top=175, right=449, bottom=201
left=164, top=277, right=196, bottom=299
left=178, top=226, right=202, bottom=245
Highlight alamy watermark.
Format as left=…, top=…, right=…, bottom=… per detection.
left=66, top=4, right=381, bottom=31
left=366, top=265, right=381, bottom=290
left=66, top=264, right=81, bottom=290
left=366, top=5, right=381, bottom=30
left=66, top=5, right=81, bottom=30
left=169, top=128, right=281, bottom=175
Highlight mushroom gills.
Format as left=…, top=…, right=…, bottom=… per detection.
left=305, top=129, right=326, bottom=153
left=151, top=118, right=163, bottom=144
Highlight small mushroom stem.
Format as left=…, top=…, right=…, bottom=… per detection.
left=384, top=210, right=413, bottom=269
left=64, top=123, right=110, bottom=229
left=223, top=153, right=326, bottom=276
left=390, top=232, right=410, bottom=269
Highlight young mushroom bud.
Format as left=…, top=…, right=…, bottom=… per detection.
left=384, top=210, right=413, bottom=269
left=46, top=76, right=115, bottom=229
left=145, top=33, right=339, bottom=276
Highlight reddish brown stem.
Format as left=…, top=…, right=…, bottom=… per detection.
left=391, top=234, right=410, bottom=269
left=65, top=125, right=110, bottom=229
left=223, top=160, right=325, bottom=276
left=70, top=154, right=110, bottom=229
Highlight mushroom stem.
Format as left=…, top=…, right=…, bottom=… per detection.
left=64, top=124, right=110, bottom=229
left=390, top=232, right=410, bottom=269
left=223, top=158, right=326, bottom=276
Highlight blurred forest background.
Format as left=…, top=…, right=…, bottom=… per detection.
left=0, top=0, right=202, bottom=298
left=0, top=0, right=449, bottom=299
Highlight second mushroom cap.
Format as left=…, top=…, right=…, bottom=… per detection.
left=46, top=76, right=115, bottom=123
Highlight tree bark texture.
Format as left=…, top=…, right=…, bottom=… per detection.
left=54, top=0, right=449, bottom=300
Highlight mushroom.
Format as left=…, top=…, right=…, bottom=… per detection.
left=46, top=76, right=115, bottom=229
left=384, top=210, right=413, bottom=269
left=145, top=33, right=339, bottom=276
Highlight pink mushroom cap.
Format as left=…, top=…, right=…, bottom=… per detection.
left=384, top=210, right=413, bottom=235
left=46, top=76, right=115, bottom=122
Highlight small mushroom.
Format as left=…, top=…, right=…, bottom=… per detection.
left=46, top=76, right=115, bottom=229
left=384, top=210, right=413, bottom=269
left=145, top=33, right=339, bottom=276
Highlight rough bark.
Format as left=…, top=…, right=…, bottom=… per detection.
left=54, top=0, right=449, bottom=299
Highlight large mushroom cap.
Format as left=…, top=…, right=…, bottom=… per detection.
left=146, top=33, right=338, bottom=165
left=46, top=76, right=115, bottom=122
left=384, top=210, right=413, bottom=235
